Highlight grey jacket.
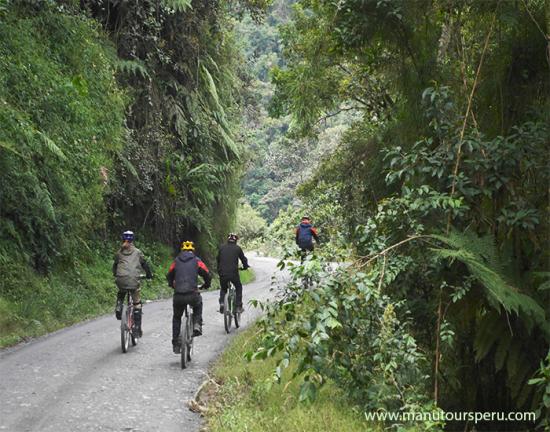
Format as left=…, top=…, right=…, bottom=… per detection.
left=113, top=244, right=152, bottom=290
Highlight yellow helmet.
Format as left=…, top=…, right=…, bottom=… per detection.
left=181, top=240, right=195, bottom=251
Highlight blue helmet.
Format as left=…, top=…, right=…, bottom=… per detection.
left=122, top=230, right=134, bottom=242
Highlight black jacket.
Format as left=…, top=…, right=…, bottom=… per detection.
left=166, top=251, right=211, bottom=294
left=217, top=242, right=248, bottom=278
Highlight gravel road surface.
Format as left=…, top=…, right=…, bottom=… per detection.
left=0, top=255, right=282, bottom=432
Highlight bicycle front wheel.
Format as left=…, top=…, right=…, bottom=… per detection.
left=121, top=304, right=129, bottom=353
left=223, top=293, right=232, bottom=333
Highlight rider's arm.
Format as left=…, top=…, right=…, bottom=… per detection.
left=295, top=227, right=300, bottom=245
left=197, top=260, right=211, bottom=288
left=311, top=227, right=320, bottom=244
left=166, top=261, right=176, bottom=288
left=139, top=253, right=153, bottom=279
left=238, top=247, right=249, bottom=270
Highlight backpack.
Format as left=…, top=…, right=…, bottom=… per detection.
left=297, top=223, right=314, bottom=249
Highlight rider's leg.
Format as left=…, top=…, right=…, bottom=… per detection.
left=172, top=294, right=185, bottom=350
left=233, top=275, right=244, bottom=310
left=132, top=288, right=142, bottom=337
left=219, top=277, right=229, bottom=313
left=189, top=293, right=203, bottom=336
left=115, top=289, right=125, bottom=320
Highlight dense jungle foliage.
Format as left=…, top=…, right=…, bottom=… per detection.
left=250, top=0, right=550, bottom=430
left=0, top=0, right=259, bottom=344
left=238, top=0, right=357, bottom=222
left=1, top=0, right=549, bottom=430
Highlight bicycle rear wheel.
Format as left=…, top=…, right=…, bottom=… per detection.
left=181, top=312, right=193, bottom=369
left=223, top=292, right=232, bottom=333
left=121, top=304, right=129, bottom=353
left=186, top=312, right=193, bottom=362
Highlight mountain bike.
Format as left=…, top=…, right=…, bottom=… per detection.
left=223, top=281, right=241, bottom=334
left=175, top=284, right=203, bottom=369
left=120, top=289, right=139, bottom=353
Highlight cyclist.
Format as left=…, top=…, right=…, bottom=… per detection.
left=113, top=230, right=153, bottom=338
left=166, top=240, right=211, bottom=353
left=295, top=216, right=320, bottom=258
left=217, top=233, right=249, bottom=314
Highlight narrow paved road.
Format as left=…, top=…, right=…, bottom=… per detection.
left=0, top=256, right=282, bottom=432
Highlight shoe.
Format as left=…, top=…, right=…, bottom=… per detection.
left=115, top=301, right=122, bottom=320
left=219, top=305, right=224, bottom=314
left=193, top=323, right=202, bottom=337
left=172, top=339, right=181, bottom=354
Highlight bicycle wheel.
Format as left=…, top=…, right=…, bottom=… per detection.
left=121, top=304, right=129, bottom=353
left=223, top=292, right=232, bottom=333
left=186, top=312, right=193, bottom=362
left=180, top=316, right=189, bottom=369
left=130, top=297, right=137, bottom=346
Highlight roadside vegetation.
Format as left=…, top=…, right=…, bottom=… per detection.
left=239, top=0, right=550, bottom=431
left=0, top=242, right=172, bottom=348
left=205, top=325, right=374, bottom=432
left=0, top=1, right=261, bottom=347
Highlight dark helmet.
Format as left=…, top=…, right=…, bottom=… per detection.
left=122, top=230, right=134, bottom=242
left=228, top=233, right=239, bottom=243
left=301, top=216, right=311, bottom=222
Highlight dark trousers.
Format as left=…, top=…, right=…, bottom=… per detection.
left=219, top=274, right=243, bottom=307
left=299, top=247, right=314, bottom=263
left=172, top=292, right=202, bottom=340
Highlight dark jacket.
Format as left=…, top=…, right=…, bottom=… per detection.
left=295, top=223, right=319, bottom=250
left=166, top=251, right=211, bottom=294
left=217, top=242, right=248, bottom=278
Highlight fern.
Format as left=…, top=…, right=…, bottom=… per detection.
left=162, top=0, right=192, bottom=11
left=199, top=64, right=241, bottom=159
left=0, top=140, right=25, bottom=158
left=118, top=153, right=140, bottom=180
left=115, top=59, right=150, bottom=79
left=36, top=131, right=66, bottom=160
left=166, top=96, right=188, bottom=141
left=431, top=230, right=548, bottom=335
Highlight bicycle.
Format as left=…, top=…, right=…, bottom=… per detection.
left=175, top=304, right=194, bottom=369
left=223, top=280, right=241, bottom=334
left=175, top=284, right=204, bottom=369
left=120, top=289, right=139, bottom=353
left=120, top=275, right=148, bottom=353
